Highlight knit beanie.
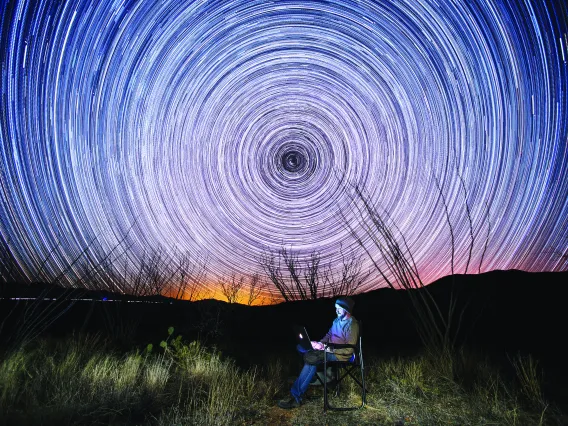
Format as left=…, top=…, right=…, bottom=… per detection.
left=335, top=296, right=355, bottom=314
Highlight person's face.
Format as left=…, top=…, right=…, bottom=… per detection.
left=335, top=304, right=347, bottom=319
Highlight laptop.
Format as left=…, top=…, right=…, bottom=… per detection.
left=294, top=325, right=313, bottom=351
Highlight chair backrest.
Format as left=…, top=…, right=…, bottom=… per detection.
left=354, top=320, right=363, bottom=365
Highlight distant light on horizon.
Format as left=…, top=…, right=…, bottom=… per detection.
left=1, top=0, right=567, bottom=296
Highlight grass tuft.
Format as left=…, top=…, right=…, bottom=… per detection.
left=0, top=335, right=565, bottom=425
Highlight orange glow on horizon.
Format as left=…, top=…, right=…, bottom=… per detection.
left=160, top=281, right=282, bottom=305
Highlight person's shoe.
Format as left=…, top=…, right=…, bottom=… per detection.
left=277, top=397, right=301, bottom=409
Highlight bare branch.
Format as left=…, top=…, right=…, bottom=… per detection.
left=458, top=172, right=474, bottom=274
left=219, top=273, right=244, bottom=304
left=247, top=273, right=267, bottom=306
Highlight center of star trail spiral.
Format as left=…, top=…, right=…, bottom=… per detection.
left=0, top=0, right=567, bottom=296
left=281, top=148, right=307, bottom=174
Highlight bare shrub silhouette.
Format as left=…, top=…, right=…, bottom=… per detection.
left=326, top=245, right=369, bottom=297
left=343, top=179, right=490, bottom=357
left=0, top=218, right=209, bottom=347
left=72, top=245, right=208, bottom=300
left=0, top=235, right=26, bottom=338
left=2, top=237, right=99, bottom=349
left=0, top=236, right=26, bottom=288
left=219, top=274, right=245, bottom=304
left=80, top=247, right=208, bottom=343
left=217, top=272, right=269, bottom=305
left=246, top=273, right=268, bottom=306
left=174, top=253, right=208, bottom=301
left=259, top=247, right=367, bottom=301
left=2, top=223, right=140, bottom=348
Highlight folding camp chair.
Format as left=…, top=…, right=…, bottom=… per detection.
left=317, top=322, right=367, bottom=411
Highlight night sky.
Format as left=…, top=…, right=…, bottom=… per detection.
left=1, top=0, right=567, bottom=297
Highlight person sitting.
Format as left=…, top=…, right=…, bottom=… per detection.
left=278, top=296, right=358, bottom=409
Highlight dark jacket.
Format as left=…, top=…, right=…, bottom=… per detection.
left=320, top=315, right=359, bottom=361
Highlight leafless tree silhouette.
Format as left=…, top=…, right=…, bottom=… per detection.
left=219, top=273, right=244, bottom=304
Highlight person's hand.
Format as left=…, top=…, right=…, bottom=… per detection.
left=311, top=341, right=324, bottom=350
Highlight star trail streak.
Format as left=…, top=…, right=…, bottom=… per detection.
left=1, top=0, right=567, bottom=297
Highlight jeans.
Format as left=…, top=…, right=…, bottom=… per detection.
left=290, top=346, right=337, bottom=403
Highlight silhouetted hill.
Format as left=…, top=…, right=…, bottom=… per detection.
left=416, top=270, right=566, bottom=352
left=2, top=269, right=567, bottom=408
left=1, top=269, right=566, bottom=359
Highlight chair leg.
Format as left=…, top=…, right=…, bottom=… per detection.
left=332, top=366, right=339, bottom=397
left=324, top=365, right=367, bottom=411
left=361, top=365, right=366, bottom=406
left=323, top=356, right=328, bottom=412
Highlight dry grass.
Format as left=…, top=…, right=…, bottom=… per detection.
left=286, top=350, right=564, bottom=426
left=0, top=335, right=564, bottom=425
left=0, top=333, right=283, bottom=425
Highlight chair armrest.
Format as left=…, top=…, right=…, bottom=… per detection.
left=323, top=343, right=357, bottom=349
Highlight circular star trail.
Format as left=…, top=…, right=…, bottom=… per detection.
left=1, top=0, right=567, bottom=296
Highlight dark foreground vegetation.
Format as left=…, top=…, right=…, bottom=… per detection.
left=0, top=331, right=562, bottom=425
left=1, top=270, right=567, bottom=425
